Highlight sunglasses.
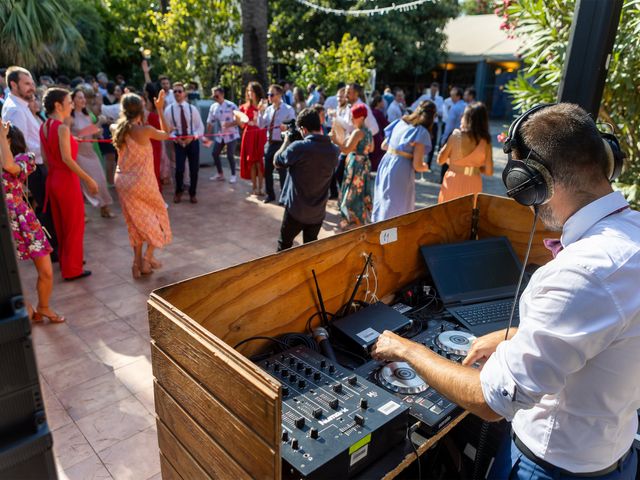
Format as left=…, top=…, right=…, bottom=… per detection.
left=267, top=93, right=277, bottom=97
left=174, top=89, right=185, bottom=94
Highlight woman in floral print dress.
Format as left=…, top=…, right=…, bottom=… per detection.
left=0, top=122, right=64, bottom=323
left=330, top=103, right=373, bottom=229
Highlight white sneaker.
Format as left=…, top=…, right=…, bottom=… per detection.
left=229, top=175, right=237, bottom=184
left=209, top=173, right=225, bottom=181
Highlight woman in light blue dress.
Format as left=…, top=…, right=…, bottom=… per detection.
left=372, top=101, right=435, bottom=222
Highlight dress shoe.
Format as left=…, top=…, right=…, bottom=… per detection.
left=173, top=192, right=182, bottom=203
left=190, top=196, right=198, bottom=204
left=64, top=270, right=92, bottom=281
left=263, top=196, right=275, bottom=204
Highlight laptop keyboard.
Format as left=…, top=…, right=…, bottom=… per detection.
left=451, top=300, right=518, bottom=326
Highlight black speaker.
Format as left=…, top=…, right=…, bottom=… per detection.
left=0, top=174, right=56, bottom=479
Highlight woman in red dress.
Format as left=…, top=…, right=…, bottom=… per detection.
left=40, top=88, right=98, bottom=281
left=239, top=81, right=267, bottom=196
left=144, top=82, right=163, bottom=190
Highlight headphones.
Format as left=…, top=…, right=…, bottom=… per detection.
left=502, top=103, right=625, bottom=206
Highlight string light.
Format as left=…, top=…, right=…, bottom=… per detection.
left=292, top=0, right=433, bottom=16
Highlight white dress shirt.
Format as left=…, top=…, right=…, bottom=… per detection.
left=2, top=93, right=43, bottom=165
left=480, top=191, right=640, bottom=472
left=206, top=100, right=240, bottom=144
left=258, top=102, right=296, bottom=142
left=164, top=101, right=205, bottom=138
left=323, top=95, right=338, bottom=128
left=411, top=93, right=444, bottom=122
left=338, top=99, right=380, bottom=137
left=386, top=100, right=405, bottom=123
left=164, top=89, right=176, bottom=106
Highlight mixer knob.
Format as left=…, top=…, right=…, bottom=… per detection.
left=329, top=365, right=336, bottom=373
left=312, top=408, right=322, bottom=419
left=274, top=363, right=280, bottom=372
left=282, top=369, right=289, bottom=378
left=439, top=324, right=445, bottom=332
left=265, top=360, right=271, bottom=369
left=329, top=398, right=339, bottom=409
left=313, top=372, right=321, bottom=381
left=298, top=379, right=306, bottom=388
left=281, top=430, right=289, bottom=442
left=348, top=375, right=357, bottom=386
left=289, top=357, right=296, bottom=365
left=296, top=361, right=304, bottom=371
left=310, top=427, right=319, bottom=439
left=359, top=398, right=368, bottom=409
left=305, top=366, right=312, bottom=375
left=282, top=386, right=289, bottom=396
left=354, top=414, right=365, bottom=426
left=289, top=374, right=297, bottom=383
left=320, top=360, right=327, bottom=369
left=295, top=417, right=305, bottom=429
left=291, top=438, right=299, bottom=450
left=333, top=383, right=342, bottom=393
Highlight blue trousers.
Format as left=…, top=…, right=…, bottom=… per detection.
left=489, top=436, right=637, bottom=480
left=212, top=140, right=237, bottom=176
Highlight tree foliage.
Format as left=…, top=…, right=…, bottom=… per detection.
left=460, top=0, right=497, bottom=16
left=67, top=0, right=109, bottom=76
left=498, top=0, right=640, bottom=207
left=219, top=63, right=257, bottom=104
left=0, top=0, right=84, bottom=70
left=289, top=34, right=375, bottom=93
left=268, top=0, right=459, bottom=85
left=101, top=0, right=241, bottom=89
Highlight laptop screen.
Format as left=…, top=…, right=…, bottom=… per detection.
left=420, top=237, right=523, bottom=305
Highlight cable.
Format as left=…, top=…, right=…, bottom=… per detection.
left=408, top=424, right=422, bottom=480
left=505, top=207, right=539, bottom=341
left=472, top=421, right=491, bottom=480
left=280, top=333, right=318, bottom=351
left=233, top=336, right=290, bottom=350
left=306, top=310, right=335, bottom=333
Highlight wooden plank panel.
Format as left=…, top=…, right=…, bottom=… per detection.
left=149, top=306, right=280, bottom=449
left=476, top=194, right=554, bottom=266
left=159, top=452, right=185, bottom=480
left=158, top=423, right=210, bottom=480
left=152, top=345, right=277, bottom=479
left=155, top=383, right=254, bottom=480
left=153, top=195, right=475, bottom=356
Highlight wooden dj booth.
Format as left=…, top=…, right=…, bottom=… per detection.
left=147, top=193, right=554, bottom=479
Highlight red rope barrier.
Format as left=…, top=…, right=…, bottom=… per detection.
left=75, top=128, right=270, bottom=143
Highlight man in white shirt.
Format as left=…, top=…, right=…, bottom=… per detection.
left=159, top=76, right=175, bottom=106
left=372, top=103, right=639, bottom=479
left=206, top=86, right=240, bottom=183
left=164, top=82, right=207, bottom=204
left=258, top=84, right=296, bottom=204
left=411, top=82, right=444, bottom=167
left=340, top=83, right=379, bottom=137
left=2, top=66, right=58, bottom=256
left=322, top=82, right=345, bottom=130
left=386, top=89, right=405, bottom=123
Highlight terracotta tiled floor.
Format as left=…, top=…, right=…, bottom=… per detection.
left=22, top=132, right=508, bottom=480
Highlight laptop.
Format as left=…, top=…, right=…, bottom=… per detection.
left=420, top=237, right=523, bottom=336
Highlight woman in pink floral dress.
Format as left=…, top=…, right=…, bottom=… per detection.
left=0, top=122, right=64, bottom=323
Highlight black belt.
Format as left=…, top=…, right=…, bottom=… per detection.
left=268, top=140, right=283, bottom=145
left=513, top=433, right=631, bottom=477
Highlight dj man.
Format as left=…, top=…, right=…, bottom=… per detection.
left=372, top=103, right=640, bottom=479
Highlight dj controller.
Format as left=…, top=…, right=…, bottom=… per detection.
left=257, top=303, right=478, bottom=478
left=355, top=311, right=475, bottom=435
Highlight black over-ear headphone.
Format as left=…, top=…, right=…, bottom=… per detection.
left=501, top=103, right=626, bottom=206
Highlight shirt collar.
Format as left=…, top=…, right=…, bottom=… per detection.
left=561, top=191, right=629, bottom=247
left=8, top=93, right=28, bottom=108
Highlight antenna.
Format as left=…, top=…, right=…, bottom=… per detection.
left=340, top=253, right=372, bottom=318
left=311, top=269, right=328, bottom=326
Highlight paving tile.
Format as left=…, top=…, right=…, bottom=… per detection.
left=52, top=422, right=95, bottom=469
left=34, top=329, right=92, bottom=365
left=41, top=352, right=111, bottom=394
left=120, top=311, right=151, bottom=338
left=93, top=333, right=151, bottom=370
left=57, top=372, right=131, bottom=421
left=40, top=376, right=73, bottom=432
left=92, top=283, right=144, bottom=304
left=76, top=395, right=155, bottom=453
left=114, top=357, right=154, bottom=394
left=99, top=426, right=160, bottom=480
left=103, top=293, right=149, bottom=318
left=134, top=386, right=156, bottom=415
left=57, top=453, right=113, bottom=480
left=74, top=318, right=137, bottom=350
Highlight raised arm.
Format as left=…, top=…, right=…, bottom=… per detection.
left=332, top=129, right=364, bottom=155
left=0, top=122, right=21, bottom=176
left=144, top=90, right=172, bottom=141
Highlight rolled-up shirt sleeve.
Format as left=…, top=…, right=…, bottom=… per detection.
left=480, top=260, right=625, bottom=421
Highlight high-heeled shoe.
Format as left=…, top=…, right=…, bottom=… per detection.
left=145, top=256, right=162, bottom=269
left=33, top=307, right=65, bottom=324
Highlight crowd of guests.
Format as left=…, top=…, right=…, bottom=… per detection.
left=0, top=62, right=495, bottom=325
